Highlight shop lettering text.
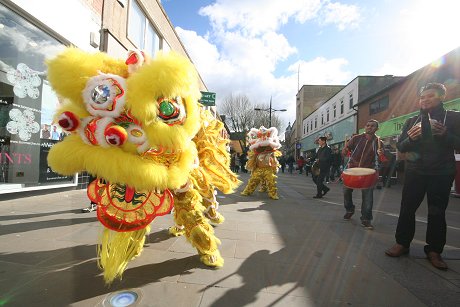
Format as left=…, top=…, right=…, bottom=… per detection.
left=0, top=152, right=32, bottom=164
left=393, top=122, right=404, bottom=133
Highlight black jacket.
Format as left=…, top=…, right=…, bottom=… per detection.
left=314, top=145, right=332, bottom=171
left=397, top=104, right=460, bottom=175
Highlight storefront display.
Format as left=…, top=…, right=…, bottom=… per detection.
left=0, top=4, right=75, bottom=192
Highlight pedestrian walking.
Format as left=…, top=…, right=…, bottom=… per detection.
left=342, top=120, right=384, bottom=230
left=287, top=155, right=295, bottom=174
left=279, top=156, right=286, bottom=173
left=385, top=83, right=460, bottom=270
left=312, top=137, right=332, bottom=198
left=330, top=147, right=342, bottom=182
left=297, top=156, right=305, bottom=174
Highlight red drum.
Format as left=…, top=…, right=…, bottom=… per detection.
left=341, top=167, right=379, bottom=189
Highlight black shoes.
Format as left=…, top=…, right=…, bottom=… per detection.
left=343, top=212, right=354, bottom=220
left=322, top=187, right=330, bottom=196
left=313, top=195, right=323, bottom=198
left=361, top=220, right=374, bottom=230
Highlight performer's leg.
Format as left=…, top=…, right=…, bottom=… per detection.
left=174, top=188, right=223, bottom=267
left=241, top=170, right=262, bottom=195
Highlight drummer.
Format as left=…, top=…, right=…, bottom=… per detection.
left=342, top=119, right=384, bottom=230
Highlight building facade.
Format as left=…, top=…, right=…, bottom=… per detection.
left=299, top=76, right=402, bottom=155
left=295, top=85, right=343, bottom=157
left=0, top=0, right=206, bottom=194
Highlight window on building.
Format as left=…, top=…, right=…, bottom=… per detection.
left=333, top=104, right=336, bottom=118
left=326, top=108, right=330, bottom=122
left=303, top=125, right=305, bottom=134
left=310, top=121, right=313, bottom=131
left=0, top=3, right=75, bottom=189
left=369, top=96, right=389, bottom=115
left=340, top=99, right=344, bottom=114
left=162, top=39, right=171, bottom=52
left=314, top=117, right=317, bottom=128
left=349, top=93, right=354, bottom=109
left=321, top=113, right=324, bottom=125
left=128, top=0, right=160, bottom=57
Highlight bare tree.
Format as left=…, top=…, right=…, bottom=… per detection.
left=218, top=94, right=257, bottom=132
left=218, top=94, right=283, bottom=133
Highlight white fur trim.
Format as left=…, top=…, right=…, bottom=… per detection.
left=126, top=124, right=147, bottom=144
left=82, top=73, right=126, bottom=118
left=127, top=50, right=145, bottom=75
left=174, top=180, right=192, bottom=193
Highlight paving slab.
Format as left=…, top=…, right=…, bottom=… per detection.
left=1, top=172, right=459, bottom=306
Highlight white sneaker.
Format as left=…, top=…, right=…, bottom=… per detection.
left=82, top=203, right=97, bottom=213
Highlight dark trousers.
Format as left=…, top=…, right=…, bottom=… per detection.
left=396, top=172, right=454, bottom=254
left=313, top=170, right=329, bottom=196
left=330, top=165, right=341, bottom=180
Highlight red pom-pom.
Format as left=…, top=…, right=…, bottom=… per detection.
left=58, top=111, right=79, bottom=131
left=104, top=124, right=128, bottom=146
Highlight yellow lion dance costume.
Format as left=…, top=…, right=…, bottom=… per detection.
left=46, top=48, right=239, bottom=284
left=241, top=126, right=282, bottom=200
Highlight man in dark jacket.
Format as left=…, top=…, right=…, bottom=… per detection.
left=386, top=83, right=460, bottom=270
left=312, top=137, right=332, bottom=198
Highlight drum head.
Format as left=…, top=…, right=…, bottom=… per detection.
left=343, top=167, right=376, bottom=176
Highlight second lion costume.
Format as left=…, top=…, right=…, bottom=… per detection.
left=241, top=126, right=282, bottom=200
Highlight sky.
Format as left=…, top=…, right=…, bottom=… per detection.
left=162, top=0, right=460, bottom=130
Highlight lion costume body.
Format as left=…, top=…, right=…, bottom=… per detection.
left=46, top=48, right=239, bottom=284
left=240, top=126, right=282, bottom=200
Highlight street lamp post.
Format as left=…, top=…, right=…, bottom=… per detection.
left=254, top=96, right=287, bottom=127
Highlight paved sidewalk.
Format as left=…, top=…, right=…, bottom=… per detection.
left=0, top=173, right=459, bottom=306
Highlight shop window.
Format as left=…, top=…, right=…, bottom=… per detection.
left=128, top=0, right=160, bottom=57
left=369, top=96, right=389, bottom=115
left=0, top=4, right=74, bottom=188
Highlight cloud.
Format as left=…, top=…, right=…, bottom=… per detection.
left=175, top=0, right=360, bottom=129
left=319, top=1, right=361, bottom=30
left=198, top=0, right=360, bottom=36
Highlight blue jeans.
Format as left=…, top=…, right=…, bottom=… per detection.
left=343, top=187, right=374, bottom=221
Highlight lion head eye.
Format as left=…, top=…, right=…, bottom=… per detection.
left=83, top=73, right=126, bottom=118
left=157, top=96, right=186, bottom=125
